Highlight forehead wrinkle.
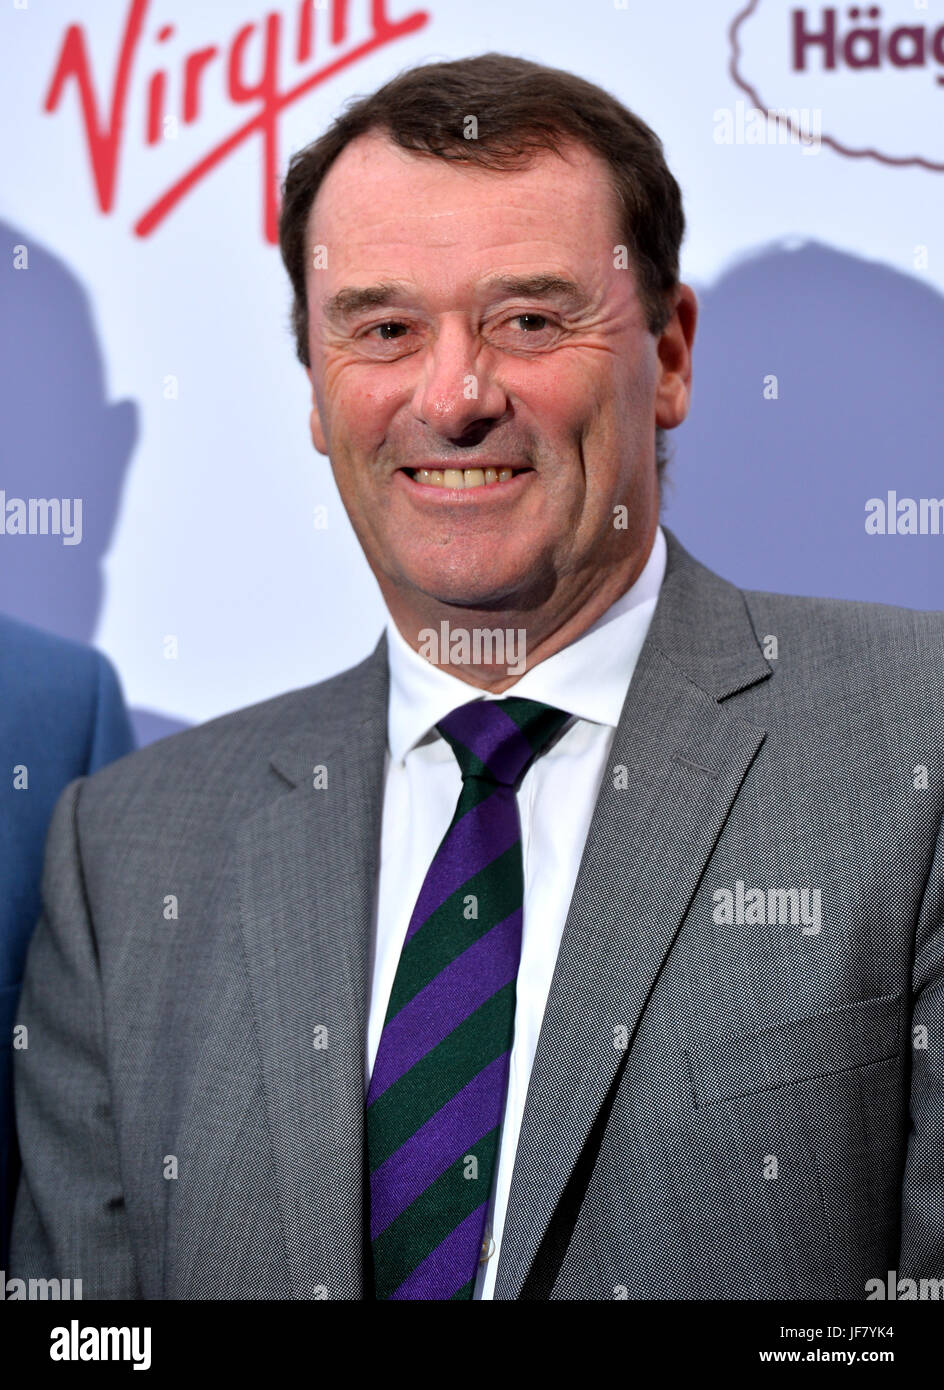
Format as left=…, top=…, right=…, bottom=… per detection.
left=319, top=272, right=594, bottom=327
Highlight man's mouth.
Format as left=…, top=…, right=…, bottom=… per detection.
left=401, top=466, right=532, bottom=490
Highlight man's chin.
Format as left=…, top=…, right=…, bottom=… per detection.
left=420, top=583, right=526, bottom=613
left=394, top=565, right=553, bottom=617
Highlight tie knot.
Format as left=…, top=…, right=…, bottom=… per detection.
left=436, top=697, right=571, bottom=787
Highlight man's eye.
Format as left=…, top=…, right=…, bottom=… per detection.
left=495, top=313, right=561, bottom=343
left=367, top=322, right=410, bottom=340
left=358, top=314, right=556, bottom=348
left=488, top=313, right=560, bottom=348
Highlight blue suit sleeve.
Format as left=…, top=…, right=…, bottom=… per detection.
left=1, top=637, right=134, bottom=1268
left=85, top=652, right=136, bottom=772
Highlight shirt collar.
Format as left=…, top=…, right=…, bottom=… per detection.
left=385, top=524, right=667, bottom=764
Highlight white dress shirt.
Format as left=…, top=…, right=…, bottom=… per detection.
left=366, top=524, right=666, bottom=1298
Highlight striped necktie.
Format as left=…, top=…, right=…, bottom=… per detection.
left=366, top=696, right=572, bottom=1300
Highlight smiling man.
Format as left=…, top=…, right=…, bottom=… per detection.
left=296, top=128, right=692, bottom=682
left=10, top=54, right=944, bottom=1302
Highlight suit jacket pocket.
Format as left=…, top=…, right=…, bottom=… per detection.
left=684, top=991, right=902, bottom=1108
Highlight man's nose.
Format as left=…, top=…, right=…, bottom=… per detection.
left=410, top=320, right=509, bottom=441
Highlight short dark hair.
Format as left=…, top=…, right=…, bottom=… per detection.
left=278, top=52, right=686, bottom=477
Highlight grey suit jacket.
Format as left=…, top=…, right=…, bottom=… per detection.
left=10, top=527, right=944, bottom=1299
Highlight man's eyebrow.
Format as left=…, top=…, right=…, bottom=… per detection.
left=320, top=274, right=591, bottom=325
left=478, top=274, right=591, bottom=312
left=321, top=280, right=414, bottom=324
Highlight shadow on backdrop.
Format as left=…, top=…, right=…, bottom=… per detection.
left=0, top=220, right=189, bottom=746
left=664, top=240, right=942, bottom=612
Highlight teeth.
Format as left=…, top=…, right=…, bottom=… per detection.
left=410, top=467, right=521, bottom=488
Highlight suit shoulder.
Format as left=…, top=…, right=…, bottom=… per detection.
left=739, top=586, right=944, bottom=697
left=0, top=612, right=105, bottom=691
left=740, top=585, right=944, bottom=641
left=0, top=614, right=126, bottom=761
left=76, top=641, right=385, bottom=803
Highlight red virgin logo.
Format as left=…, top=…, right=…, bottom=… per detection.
left=43, top=0, right=430, bottom=241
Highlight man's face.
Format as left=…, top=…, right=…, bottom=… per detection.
left=304, top=131, right=693, bottom=625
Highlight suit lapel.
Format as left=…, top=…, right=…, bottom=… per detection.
left=493, top=528, right=772, bottom=1298
left=237, top=640, right=388, bottom=1299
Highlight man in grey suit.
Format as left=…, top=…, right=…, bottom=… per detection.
left=11, top=54, right=944, bottom=1300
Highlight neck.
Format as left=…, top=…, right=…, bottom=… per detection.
left=384, top=523, right=658, bottom=693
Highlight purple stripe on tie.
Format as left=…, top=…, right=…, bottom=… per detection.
left=403, top=789, right=519, bottom=944
left=367, top=909, right=522, bottom=1103
left=369, top=1052, right=510, bottom=1238
left=440, top=701, right=534, bottom=785
left=388, top=1201, right=490, bottom=1300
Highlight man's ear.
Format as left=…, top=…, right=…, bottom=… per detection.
left=654, top=283, right=697, bottom=431
left=304, top=366, right=328, bottom=455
